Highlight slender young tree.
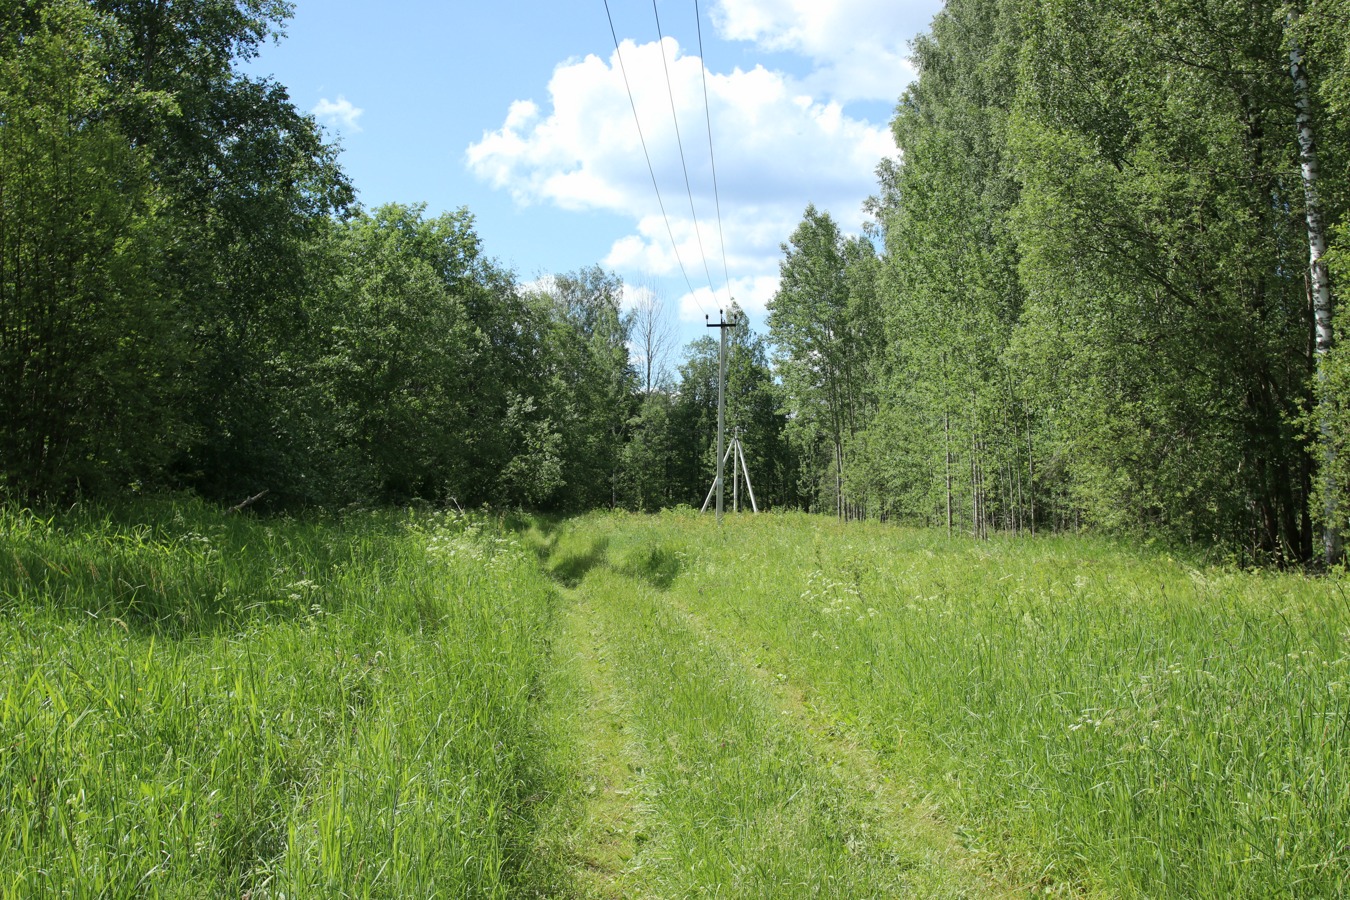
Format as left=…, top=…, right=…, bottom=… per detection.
left=1289, top=14, right=1342, bottom=564
left=769, top=205, right=875, bottom=518
left=629, top=282, right=678, bottom=394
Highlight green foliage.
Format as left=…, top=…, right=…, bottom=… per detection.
left=769, top=207, right=882, bottom=516
left=768, top=0, right=1350, bottom=558
left=307, top=205, right=495, bottom=504
left=619, top=391, right=680, bottom=511
left=856, top=0, right=1028, bottom=534
left=0, top=0, right=187, bottom=501
left=84, top=0, right=353, bottom=502
left=1010, top=0, right=1316, bottom=555
left=0, top=0, right=773, bottom=518
left=528, top=266, right=637, bottom=511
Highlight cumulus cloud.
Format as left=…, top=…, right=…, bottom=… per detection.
left=710, top=0, right=929, bottom=102
left=466, top=37, right=894, bottom=299
left=312, top=95, right=364, bottom=132
left=674, top=275, right=781, bottom=325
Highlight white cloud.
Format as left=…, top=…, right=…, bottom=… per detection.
left=312, top=95, right=364, bottom=133
left=710, top=0, right=933, bottom=102
left=675, top=275, right=781, bottom=325
left=465, top=37, right=895, bottom=300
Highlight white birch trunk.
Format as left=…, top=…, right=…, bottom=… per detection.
left=1289, top=21, right=1343, bottom=564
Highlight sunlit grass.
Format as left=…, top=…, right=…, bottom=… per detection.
left=0, top=499, right=561, bottom=897
left=6, top=501, right=1344, bottom=897
left=555, top=510, right=1350, bottom=898
left=527, top=517, right=1009, bottom=897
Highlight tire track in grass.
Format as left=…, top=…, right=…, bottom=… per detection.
left=528, top=522, right=648, bottom=900
left=656, top=588, right=1027, bottom=899
left=551, top=582, right=647, bottom=899
left=534, top=517, right=1023, bottom=896
left=580, top=562, right=987, bottom=898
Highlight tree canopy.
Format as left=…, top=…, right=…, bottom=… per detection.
left=4, top=0, right=1349, bottom=562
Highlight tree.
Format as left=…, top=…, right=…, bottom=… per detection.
left=860, top=0, right=1028, bottom=536
left=1300, top=0, right=1350, bottom=561
left=1008, top=0, right=1329, bottom=557
left=619, top=390, right=680, bottom=510
left=86, top=0, right=352, bottom=502
left=769, top=206, right=882, bottom=518
left=629, top=282, right=678, bottom=394
left=0, top=0, right=186, bottom=501
left=528, top=266, right=636, bottom=510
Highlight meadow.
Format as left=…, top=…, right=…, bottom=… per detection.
left=1, top=502, right=1346, bottom=897
left=0, top=500, right=562, bottom=897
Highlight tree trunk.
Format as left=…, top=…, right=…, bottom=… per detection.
left=944, top=408, right=953, bottom=539
left=1289, top=19, right=1342, bottom=565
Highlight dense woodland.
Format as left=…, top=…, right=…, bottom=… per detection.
left=3, top=0, right=1350, bottom=562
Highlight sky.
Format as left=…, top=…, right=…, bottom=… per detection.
left=245, top=0, right=943, bottom=345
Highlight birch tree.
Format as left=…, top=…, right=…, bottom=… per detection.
left=768, top=206, right=876, bottom=518
left=629, top=282, right=678, bottom=393
left=1289, top=11, right=1343, bottom=563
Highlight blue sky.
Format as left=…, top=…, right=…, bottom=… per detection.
left=246, top=0, right=942, bottom=345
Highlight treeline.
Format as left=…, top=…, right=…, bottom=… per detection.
left=0, top=0, right=801, bottom=513
left=13, top=0, right=1348, bottom=561
left=770, top=0, right=1350, bottom=562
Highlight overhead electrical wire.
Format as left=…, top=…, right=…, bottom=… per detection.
left=602, top=0, right=707, bottom=317
left=693, top=0, right=734, bottom=305
left=651, top=0, right=720, bottom=308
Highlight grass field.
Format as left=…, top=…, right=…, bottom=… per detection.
left=0, top=500, right=562, bottom=897
left=2, top=502, right=1346, bottom=897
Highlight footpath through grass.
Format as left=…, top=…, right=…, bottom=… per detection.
left=0, top=499, right=563, bottom=897
left=528, top=518, right=1006, bottom=898
left=529, top=510, right=1350, bottom=899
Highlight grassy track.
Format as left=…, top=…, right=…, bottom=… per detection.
left=528, top=518, right=1013, bottom=898
left=535, top=510, right=1349, bottom=898
left=536, top=576, right=646, bottom=898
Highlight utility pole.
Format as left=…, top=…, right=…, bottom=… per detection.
left=702, top=421, right=759, bottom=514
left=706, top=309, right=737, bottom=525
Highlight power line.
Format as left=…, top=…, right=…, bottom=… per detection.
left=651, top=0, right=718, bottom=306
left=693, top=0, right=734, bottom=308
left=602, top=0, right=706, bottom=317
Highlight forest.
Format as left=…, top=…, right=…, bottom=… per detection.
left=3, top=0, right=1350, bottom=564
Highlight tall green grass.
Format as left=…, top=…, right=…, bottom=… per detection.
left=8, top=501, right=1343, bottom=896
left=561, top=510, right=1350, bottom=898
left=0, top=499, right=561, bottom=897
left=528, top=519, right=1011, bottom=897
